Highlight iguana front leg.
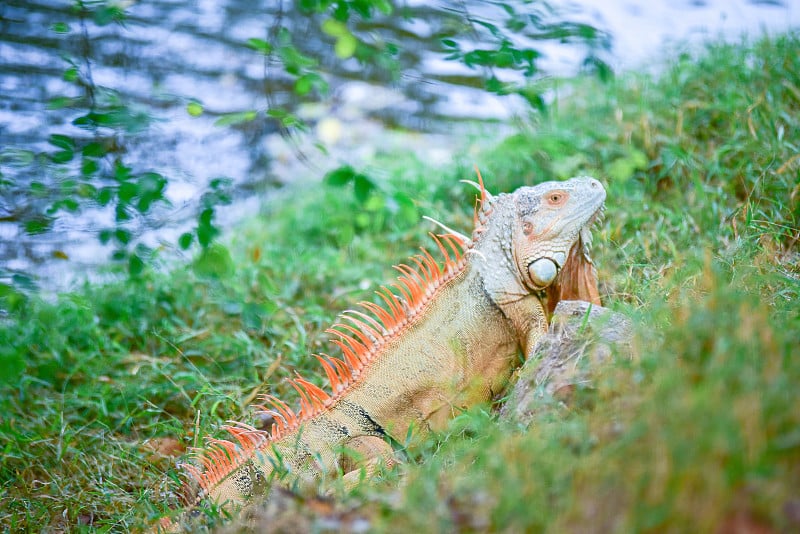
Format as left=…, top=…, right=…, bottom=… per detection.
left=339, top=435, right=395, bottom=489
left=498, top=293, right=550, bottom=361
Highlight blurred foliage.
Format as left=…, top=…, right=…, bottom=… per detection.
left=0, top=0, right=608, bottom=293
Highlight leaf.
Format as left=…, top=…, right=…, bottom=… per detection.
left=186, top=101, right=204, bottom=117
left=99, top=229, right=113, bottom=244
left=247, top=38, right=273, bottom=55
left=353, top=174, right=375, bottom=204
left=193, top=243, right=234, bottom=279
left=178, top=232, right=193, bottom=250
left=93, top=5, right=126, bottom=26
left=24, top=217, right=53, bottom=235
left=48, top=134, right=75, bottom=151
left=114, top=229, right=131, bottom=245
left=213, top=110, right=257, bottom=127
left=115, top=204, right=131, bottom=222
left=137, top=172, right=167, bottom=195
left=114, top=162, right=132, bottom=182
left=81, top=158, right=99, bottom=176
left=321, top=19, right=348, bottom=38
left=50, top=22, right=70, bottom=33
left=373, top=0, right=393, bottom=15
left=11, top=273, right=37, bottom=291
left=335, top=34, right=358, bottom=59
left=324, top=165, right=356, bottom=186
left=96, top=187, right=113, bottom=206
left=50, top=150, right=74, bottom=164
left=0, top=148, right=34, bottom=167
left=63, top=67, right=79, bottom=82
left=47, top=96, right=77, bottom=109
left=197, top=208, right=218, bottom=247
left=82, top=142, right=106, bottom=158
left=118, top=182, right=137, bottom=202
left=128, top=253, right=144, bottom=276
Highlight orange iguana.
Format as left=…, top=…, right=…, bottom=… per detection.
left=160, top=174, right=605, bottom=530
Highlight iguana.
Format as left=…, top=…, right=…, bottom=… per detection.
left=160, top=174, right=605, bottom=530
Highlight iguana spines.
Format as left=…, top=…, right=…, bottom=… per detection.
left=181, top=230, right=470, bottom=499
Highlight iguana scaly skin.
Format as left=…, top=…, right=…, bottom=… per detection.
left=163, top=175, right=605, bottom=529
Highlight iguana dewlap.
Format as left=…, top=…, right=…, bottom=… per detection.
left=163, top=175, right=605, bottom=529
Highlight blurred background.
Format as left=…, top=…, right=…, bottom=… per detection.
left=1, top=0, right=797, bottom=290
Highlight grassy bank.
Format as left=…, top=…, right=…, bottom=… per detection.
left=1, top=33, right=798, bottom=531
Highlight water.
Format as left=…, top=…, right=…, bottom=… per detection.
left=0, top=0, right=797, bottom=291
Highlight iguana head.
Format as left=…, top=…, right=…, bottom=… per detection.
left=508, top=176, right=605, bottom=303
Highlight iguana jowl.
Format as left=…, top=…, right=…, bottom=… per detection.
left=167, top=175, right=605, bottom=527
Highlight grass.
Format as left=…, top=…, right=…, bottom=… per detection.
left=1, top=32, right=799, bottom=532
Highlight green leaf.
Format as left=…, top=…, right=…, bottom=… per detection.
left=353, top=174, right=374, bottom=204
left=99, top=229, right=113, bottom=244
left=128, top=253, right=144, bottom=276
left=335, top=34, right=358, bottom=59
left=81, top=158, right=99, bottom=176
left=247, top=38, right=273, bottom=55
left=82, top=142, right=106, bottom=158
left=24, top=217, right=53, bottom=235
left=118, top=182, right=137, bottom=202
left=178, top=232, right=193, bottom=250
left=50, top=150, right=74, bottom=164
left=93, top=5, right=126, bottom=26
left=50, top=22, right=70, bottom=33
left=63, top=67, right=79, bottom=82
left=48, top=134, right=75, bottom=151
left=294, top=74, right=314, bottom=96
left=47, top=96, right=77, bottom=109
left=96, top=187, right=113, bottom=206
left=324, top=165, right=356, bottom=186
left=186, top=101, right=204, bottom=117
left=138, top=172, right=167, bottom=195
left=213, top=110, right=257, bottom=127
left=115, top=204, right=130, bottom=222
left=115, top=228, right=131, bottom=244
left=197, top=208, right=217, bottom=247
left=0, top=148, right=35, bottom=167
left=294, top=73, right=327, bottom=96
left=193, top=243, right=234, bottom=279
left=373, top=0, right=393, bottom=15
left=11, top=273, right=37, bottom=291
left=114, top=162, right=132, bottom=182
left=321, top=19, right=348, bottom=38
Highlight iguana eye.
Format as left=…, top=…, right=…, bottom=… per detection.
left=547, top=191, right=568, bottom=206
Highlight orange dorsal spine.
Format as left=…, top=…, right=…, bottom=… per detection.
left=183, top=231, right=473, bottom=495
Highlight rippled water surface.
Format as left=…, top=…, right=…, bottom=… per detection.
left=0, top=0, right=797, bottom=289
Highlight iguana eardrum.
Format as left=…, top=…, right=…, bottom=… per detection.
left=162, top=174, right=605, bottom=529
